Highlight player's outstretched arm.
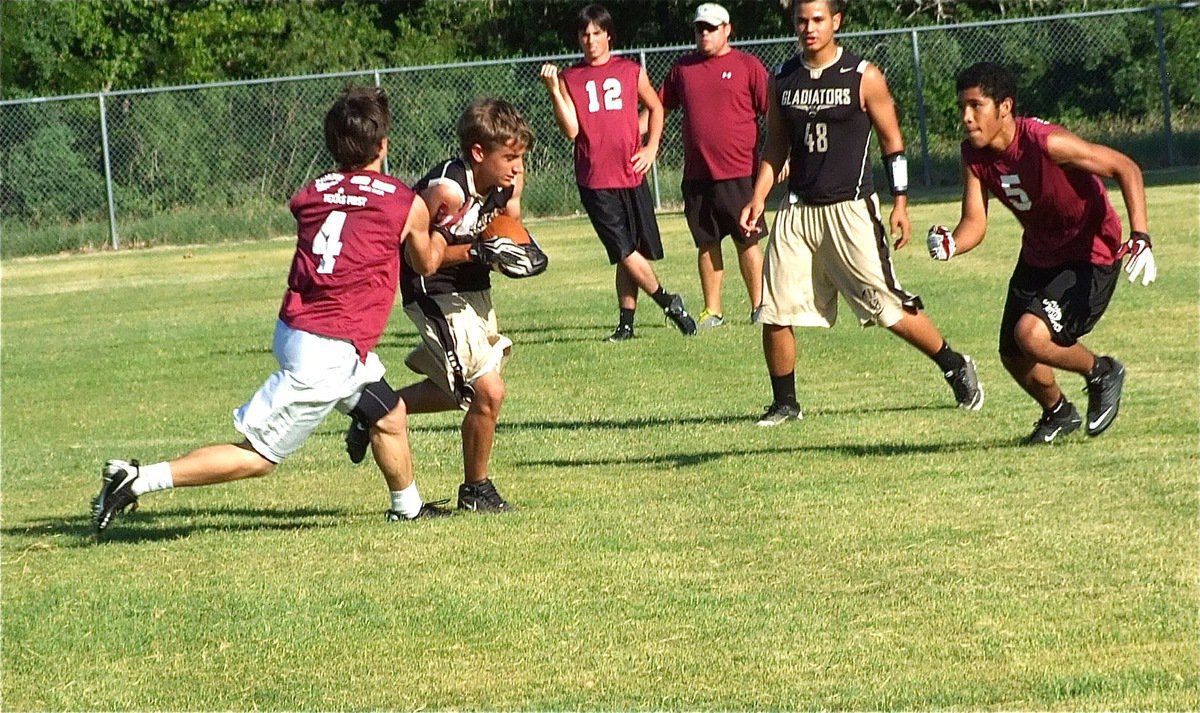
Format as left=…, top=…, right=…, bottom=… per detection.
left=402, top=195, right=444, bottom=276
left=930, top=161, right=990, bottom=261
left=540, top=64, right=579, bottom=140
left=1045, top=128, right=1155, bottom=284
left=740, top=76, right=788, bottom=237
left=862, top=64, right=910, bottom=248
left=1045, top=129, right=1149, bottom=236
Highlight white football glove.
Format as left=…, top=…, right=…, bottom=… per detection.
left=469, top=236, right=548, bottom=279
left=926, top=225, right=956, bottom=261
left=1115, top=231, right=1156, bottom=286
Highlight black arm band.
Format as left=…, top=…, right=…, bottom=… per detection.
left=883, top=152, right=909, bottom=196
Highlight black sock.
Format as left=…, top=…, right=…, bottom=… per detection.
left=1046, top=396, right=1068, bottom=416
left=650, top=286, right=674, bottom=309
left=931, top=341, right=966, bottom=373
left=618, top=308, right=635, bottom=329
left=770, top=372, right=798, bottom=407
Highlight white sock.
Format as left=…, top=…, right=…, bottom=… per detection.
left=130, top=462, right=174, bottom=496
left=389, top=483, right=423, bottom=519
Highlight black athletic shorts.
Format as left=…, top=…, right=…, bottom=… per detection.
left=998, top=258, right=1119, bottom=357
left=578, top=181, right=664, bottom=265
left=682, top=177, right=765, bottom=248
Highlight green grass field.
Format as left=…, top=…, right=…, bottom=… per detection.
left=2, top=175, right=1197, bottom=710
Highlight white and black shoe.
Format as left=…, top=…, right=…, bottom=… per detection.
left=756, top=402, right=803, bottom=427
left=1084, top=356, right=1125, bottom=437
left=1024, top=402, right=1082, bottom=445
left=457, top=479, right=512, bottom=513
left=92, top=459, right=140, bottom=536
left=385, top=500, right=454, bottom=521
left=944, top=355, right=984, bottom=411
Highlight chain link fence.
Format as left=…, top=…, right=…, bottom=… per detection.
left=1, top=5, right=1196, bottom=259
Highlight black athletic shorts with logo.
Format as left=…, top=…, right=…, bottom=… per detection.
left=578, top=181, right=664, bottom=265
left=998, top=258, right=1119, bottom=357
left=682, top=176, right=766, bottom=248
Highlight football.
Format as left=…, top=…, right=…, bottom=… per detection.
left=481, top=213, right=532, bottom=245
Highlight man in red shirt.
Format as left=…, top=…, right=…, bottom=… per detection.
left=541, top=3, right=697, bottom=342
left=91, top=87, right=451, bottom=537
left=659, top=3, right=770, bottom=329
left=927, top=62, right=1156, bottom=444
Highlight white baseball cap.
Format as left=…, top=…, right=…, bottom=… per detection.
left=693, top=3, right=730, bottom=26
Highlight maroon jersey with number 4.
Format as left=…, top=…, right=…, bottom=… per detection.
left=962, top=116, right=1123, bottom=268
left=660, top=48, right=769, bottom=181
left=281, top=170, right=415, bottom=360
left=562, top=56, right=644, bottom=189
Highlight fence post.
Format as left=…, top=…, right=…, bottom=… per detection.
left=99, top=93, right=119, bottom=250
left=374, top=70, right=391, bottom=175
left=909, top=29, right=932, bottom=188
left=642, top=50, right=662, bottom=211
left=1153, top=8, right=1179, bottom=167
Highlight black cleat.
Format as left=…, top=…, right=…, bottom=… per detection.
left=663, top=294, right=698, bottom=336
left=1084, top=356, right=1125, bottom=437
left=92, top=459, right=141, bottom=536
left=457, top=479, right=512, bottom=513
left=756, top=402, right=803, bottom=427
left=385, top=499, right=454, bottom=521
left=604, top=324, right=635, bottom=342
left=944, top=355, right=984, bottom=411
left=345, top=417, right=370, bottom=464
left=1024, top=402, right=1083, bottom=445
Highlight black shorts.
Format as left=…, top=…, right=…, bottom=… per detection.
left=998, top=258, right=1119, bottom=357
left=682, top=177, right=765, bottom=248
left=578, top=182, right=664, bottom=265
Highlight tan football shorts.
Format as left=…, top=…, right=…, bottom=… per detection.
left=404, top=290, right=513, bottom=409
left=757, top=193, right=920, bottom=329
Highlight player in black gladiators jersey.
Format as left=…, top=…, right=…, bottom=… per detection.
left=739, top=0, right=982, bottom=426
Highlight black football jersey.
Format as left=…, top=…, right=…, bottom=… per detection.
left=400, top=158, right=515, bottom=302
left=775, top=48, right=876, bottom=204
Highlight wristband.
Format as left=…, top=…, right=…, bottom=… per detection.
left=1130, top=230, right=1151, bottom=246
left=883, top=152, right=908, bottom=196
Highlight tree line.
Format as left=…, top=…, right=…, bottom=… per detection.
left=1, top=0, right=1138, bottom=99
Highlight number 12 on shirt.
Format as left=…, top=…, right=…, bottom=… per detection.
left=584, top=78, right=623, bottom=112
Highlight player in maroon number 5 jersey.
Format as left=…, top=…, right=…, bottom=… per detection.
left=658, top=3, right=770, bottom=330
left=926, top=62, right=1157, bottom=444
left=91, top=86, right=451, bottom=538
left=540, top=4, right=698, bottom=342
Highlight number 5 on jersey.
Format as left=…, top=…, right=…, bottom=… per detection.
left=313, top=210, right=346, bottom=274
left=1000, top=174, right=1032, bottom=211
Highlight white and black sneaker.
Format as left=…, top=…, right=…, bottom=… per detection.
left=756, top=402, right=803, bottom=427
left=1084, top=356, right=1125, bottom=437
left=92, top=459, right=141, bottom=536
left=385, top=500, right=454, bottom=521
left=457, top=479, right=512, bottom=513
left=944, top=355, right=984, bottom=411
left=662, top=294, right=698, bottom=336
left=1024, top=402, right=1083, bottom=445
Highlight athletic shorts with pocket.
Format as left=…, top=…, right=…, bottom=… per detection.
left=403, top=290, right=513, bottom=409
left=578, top=181, right=664, bottom=265
left=998, top=258, right=1119, bottom=357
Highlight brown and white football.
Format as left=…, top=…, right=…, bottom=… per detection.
left=481, top=214, right=532, bottom=245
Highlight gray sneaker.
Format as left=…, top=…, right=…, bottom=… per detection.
left=697, top=310, right=725, bottom=330
left=944, top=355, right=984, bottom=411
left=756, top=402, right=803, bottom=427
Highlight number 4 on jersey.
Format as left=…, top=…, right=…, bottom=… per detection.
left=313, top=210, right=347, bottom=274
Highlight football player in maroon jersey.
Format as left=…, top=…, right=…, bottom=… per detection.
left=92, top=87, right=451, bottom=537
left=927, top=62, right=1155, bottom=444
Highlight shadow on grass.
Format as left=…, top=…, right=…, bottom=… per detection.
left=518, top=436, right=1026, bottom=469
left=331, top=404, right=945, bottom=436
left=3, top=505, right=348, bottom=547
